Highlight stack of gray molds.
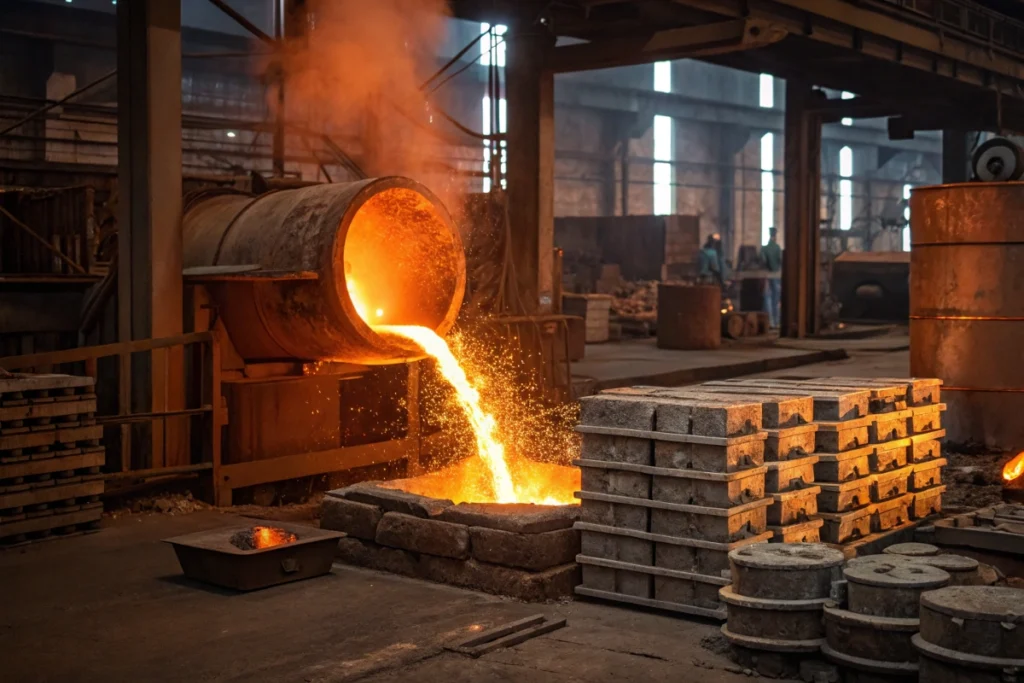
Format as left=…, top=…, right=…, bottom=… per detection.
left=823, top=554, right=952, bottom=680
left=573, top=389, right=772, bottom=620
left=720, top=543, right=845, bottom=656
left=687, top=382, right=822, bottom=543
left=820, top=377, right=947, bottom=524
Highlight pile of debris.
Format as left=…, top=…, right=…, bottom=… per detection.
left=609, top=280, right=658, bottom=321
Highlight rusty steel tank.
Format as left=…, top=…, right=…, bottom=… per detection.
left=182, top=177, right=466, bottom=364
left=909, top=181, right=1024, bottom=450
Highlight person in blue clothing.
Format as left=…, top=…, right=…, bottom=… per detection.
left=761, top=227, right=782, bottom=329
left=698, top=234, right=724, bottom=286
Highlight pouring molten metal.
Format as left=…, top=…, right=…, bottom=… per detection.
left=347, top=279, right=578, bottom=505
left=1004, top=452, right=1024, bottom=484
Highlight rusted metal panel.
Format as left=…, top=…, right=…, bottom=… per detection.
left=657, top=283, right=721, bottom=350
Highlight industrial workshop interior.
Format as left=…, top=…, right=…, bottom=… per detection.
left=3, top=0, right=1024, bottom=680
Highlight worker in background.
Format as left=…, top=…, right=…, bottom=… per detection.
left=698, top=234, right=724, bottom=286
left=761, top=227, right=782, bottom=329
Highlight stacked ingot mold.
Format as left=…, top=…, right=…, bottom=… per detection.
left=720, top=543, right=845, bottom=654
left=913, top=585, right=1024, bottom=683
left=574, top=388, right=771, bottom=619
left=823, top=554, right=952, bottom=680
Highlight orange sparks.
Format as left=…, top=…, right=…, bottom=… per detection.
left=1003, top=452, right=1024, bottom=482
left=347, top=276, right=576, bottom=505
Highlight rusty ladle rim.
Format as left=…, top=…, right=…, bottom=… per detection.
left=329, top=176, right=466, bottom=361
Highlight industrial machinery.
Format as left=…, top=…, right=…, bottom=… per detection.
left=181, top=177, right=468, bottom=504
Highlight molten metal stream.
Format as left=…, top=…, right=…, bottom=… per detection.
left=1004, top=451, right=1024, bottom=482
left=348, top=280, right=518, bottom=503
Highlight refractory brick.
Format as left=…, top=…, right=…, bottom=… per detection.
left=579, top=395, right=658, bottom=430
left=652, top=436, right=765, bottom=473
left=469, top=526, right=579, bottom=571
left=320, top=495, right=382, bottom=540
left=374, top=512, right=470, bottom=559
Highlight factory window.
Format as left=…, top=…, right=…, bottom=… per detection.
left=839, top=146, right=853, bottom=231
left=482, top=96, right=507, bottom=192
left=902, top=183, right=912, bottom=251
left=841, top=91, right=854, bottom=126
left=654, top=61, right=672, bottom=93
left=653, top=115, right=673, bottom=215
left=480, top=23, right=507, bottom=67
left=759, top=74, right=773, bottom=108
left=761, top=132, right=774, bottom=246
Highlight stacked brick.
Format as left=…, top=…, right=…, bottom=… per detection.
left=573, top=388, right=772, bottom=620
left=718, top=377, right=946, bottom=546
left=321, top=484, right=581, bottom=602
left=0, top=373, right=103, bottom=545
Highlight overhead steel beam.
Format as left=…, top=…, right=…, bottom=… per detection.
left=672, top=0, right=1024, bottom=96
left=547, top=18, right=786, bottom=72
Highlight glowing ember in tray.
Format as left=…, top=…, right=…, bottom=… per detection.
left=230, top=526, right=299, bottom=551
left=1003, top=452, right=1024, bottom=483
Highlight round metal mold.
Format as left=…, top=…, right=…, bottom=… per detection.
left=720, top=624, right=824, bottom=653
left=823, top=603, right=919, bottom=663
left=719, top=585, right=829, bottom=642
left=844, top=563, right=951, bottom=618
left=912, top=554, right=979, bottom=585
left=883, top=542, right=939, bottom=557
left=918, top=586, right=1024, bottom=659
left=821, top=643, right=918, bottom=679
left=729, top=542, right=845, bottom=600
left=182, top=178, right=466, bottom=364
left=913, top=633, right=1024, bottom=683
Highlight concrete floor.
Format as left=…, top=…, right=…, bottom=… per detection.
left=0, top=510, right=763, bottom=683
left=1, top=342, right=915, bottom=683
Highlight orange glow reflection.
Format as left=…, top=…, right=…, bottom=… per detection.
left=1003, top=452, right=1024, bottom=482
left=252, top=526, right=298, bottom=549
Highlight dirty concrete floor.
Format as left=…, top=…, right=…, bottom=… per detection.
left=0, top=510, right=770, bottom=683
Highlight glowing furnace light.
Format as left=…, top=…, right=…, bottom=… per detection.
left=1003, top=451, right=1024, bottom=482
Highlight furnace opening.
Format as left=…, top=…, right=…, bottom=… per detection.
left=341, top=187, right=462, bottom=339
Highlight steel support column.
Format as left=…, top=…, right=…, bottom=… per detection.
left=781, top=82, right=822, bottom=338
left=506, top=20, right=555, bottom=313
left=941, top=130, right=970, bottom=183
left=117, top=0, right=185, bottom=469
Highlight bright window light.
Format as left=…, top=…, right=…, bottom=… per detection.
left=902, top=183, right=912, bottom=251
left=481, top=96, right=507, bottom=192
left=839, top=146, right=853, bottom=178
left=839, top=146, right=853, bottom=231
left=841, top=91, right=855, bottom=126
left=761, top=133, right=774, bottom=245
left=654, top=61, right=672, bottom=94
left=226, top=131, right=236, bottom=138
left=759, top=74, right=774, bottom=108
left=653, top=114, right=673, bottom=215
left=480, top=23, right=507, bottom=67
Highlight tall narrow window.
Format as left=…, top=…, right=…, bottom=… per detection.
left=761, top=133, right=774, bottom=245
left=839, top=146, right=853, bottom=231
left=481, top=96, right=507, bottom=192
left=654, top=61, right=672, bottom=93
left=652, top=61, right=674, bottom=215
left=759, top=74, right=774, bottom=108
left=841, top=91, right=855, bottom=126
left=902, top=183, right=912, bottom=251
left=479, top=22, right=506, bottom=67
left=653, top=115, right=673, bottom=215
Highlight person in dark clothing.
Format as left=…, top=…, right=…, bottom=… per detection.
left=762, top=227, right=782, bottom=329
left=698, top=234, right=723, bottom=285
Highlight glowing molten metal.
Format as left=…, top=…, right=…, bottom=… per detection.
left=1003, top=452, right=1024, bottom=483
left=348, top=279, right=577, bottom=505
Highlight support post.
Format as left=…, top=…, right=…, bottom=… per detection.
left=781, top=82, right=822, bottom=338
left=117, top=0, right=185, bottom=469
left=505, top=20, right=555, bottom=313
left=941, top=130, right=970, bottom=183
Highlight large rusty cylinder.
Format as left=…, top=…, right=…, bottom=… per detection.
left=909, top=181, right=1024, bottom=450
left=183, top=178, right=466, bottom=363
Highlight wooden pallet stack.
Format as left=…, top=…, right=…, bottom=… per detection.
left=718, top=377, right=945, bottom=547
left=0, top=373, right=104, bottom=545
left=573, top=388, right=773, bottom=620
